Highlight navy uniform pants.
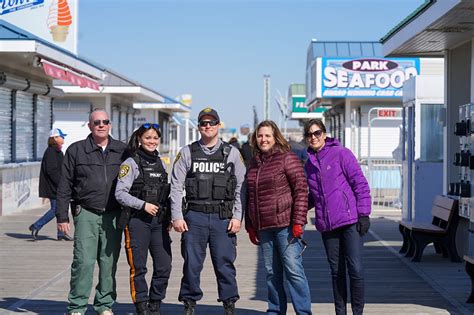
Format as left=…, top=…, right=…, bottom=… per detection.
left=178, top=211, right=239, bottom=303
left=124, top=212, right=172, bottom=303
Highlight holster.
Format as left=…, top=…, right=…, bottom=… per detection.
left=117, top=206, right=132, bottom=230
left=219, top=201, right=234, bottom=219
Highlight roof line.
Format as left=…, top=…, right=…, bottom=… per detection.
left=380, top=0, right=436, bottom=43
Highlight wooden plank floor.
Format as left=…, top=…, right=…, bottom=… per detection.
left=0, top=207, right=473, bottom=314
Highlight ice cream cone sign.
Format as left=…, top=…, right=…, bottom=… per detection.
left=47, top=0, right=72, bottom=42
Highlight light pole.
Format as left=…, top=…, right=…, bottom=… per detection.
left=263, top=75, right=270, bottom=120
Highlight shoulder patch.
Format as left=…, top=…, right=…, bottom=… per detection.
left=119, top=164, right=130, bottom=179
left=173, top=152, right=182, bottom=164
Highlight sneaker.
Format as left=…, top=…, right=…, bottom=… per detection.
left=70, top=312, right=82, bottom=315
left=98, top=310, right=114, bottom=315
left=148, top=300, right=161, bottom=315
left=223, top=301, right=235, bottom=315
left=183, top=300, right=195, bottom=315
left=29, top=225, right=39, bottom=240
left=58, top=234, right=74, bottom=241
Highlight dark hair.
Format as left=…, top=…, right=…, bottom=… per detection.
left=47, top=137, right=58, bottom=147
left=126, top=124, right=162, bottom=154
left=249, top=120, right=290, bottom=154
left=303, top=119, right=326, bottom=138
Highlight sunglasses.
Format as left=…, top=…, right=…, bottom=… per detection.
left=199, top=120, right=219, bottom=127
left=92, top=119, right=110, bottom=126
left=143, top=123, right=160, bottom=129
left=283, top=237, right=309, bottom=258
left=305, top=130, right=323, bottom=138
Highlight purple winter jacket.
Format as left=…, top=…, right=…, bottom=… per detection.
left=305, top=137, right=371, bottom=232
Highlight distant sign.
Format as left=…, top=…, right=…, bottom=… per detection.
left=1, top=0, right=78, bottom=54
left=291, top=96, right=306, bottom=113
left=318, top=57, right=420, bottom=98
left=377, top=109, right=401, bottom=118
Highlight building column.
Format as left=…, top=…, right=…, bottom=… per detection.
left=345, top=99, right=351, bottom=149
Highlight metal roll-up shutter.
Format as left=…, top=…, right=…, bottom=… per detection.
left=120, top=111, right=127, bottom=142
left=53, top=101, right=91, bottom=152
left=36, top=95, right=52, bottom=158
left=112, top=108, right=119, bottom=140
left=0, top=87, right=12, bottom=163
left=16, top=91, right=34, bottom=162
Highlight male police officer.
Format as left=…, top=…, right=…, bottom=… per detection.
left=170, top=108, right=246, bottom=315
left=57, top=109, right=126, bottom=315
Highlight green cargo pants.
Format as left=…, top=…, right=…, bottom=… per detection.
left=67, top=207, right=122, bottom=314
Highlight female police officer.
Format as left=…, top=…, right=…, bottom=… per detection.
left=115, top=123, right=171, bottom=315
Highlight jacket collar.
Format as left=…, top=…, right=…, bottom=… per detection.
left=84, top=134, right=122, bottom=154
left=307, top=137, right=340, bottom=161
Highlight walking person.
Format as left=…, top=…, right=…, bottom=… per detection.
left=245, top=120, right=312, bottom=315
left=115, top=123, right=172, bottom=315
left=29, top=128, right=73, bottom=241
left=56, top=109, right=127, bottom=315
left=304, top=119, right=371, bottom=315
left=170, top=107, right=246, bottom=315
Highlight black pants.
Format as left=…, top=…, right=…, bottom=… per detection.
left=125, top=212, right=172, bottom=303
left=321, top=223, right=364, bottom=315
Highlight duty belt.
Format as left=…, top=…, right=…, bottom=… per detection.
left=188, top=203, right=222, bottom=214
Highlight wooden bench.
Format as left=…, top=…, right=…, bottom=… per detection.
left=465, top=255, right=474, bottom=303
left=399, top=195, right=460, bottom=262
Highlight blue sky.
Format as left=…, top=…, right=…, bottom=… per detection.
left=79, top=0, right=424, bottom=129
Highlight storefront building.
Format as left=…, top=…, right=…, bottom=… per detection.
left=381, top=0, right=474, bottom=256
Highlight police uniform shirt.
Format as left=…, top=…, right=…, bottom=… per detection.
left=170, top=138, right=246, bottom=221
left=115, top=156, right=168, bottom=210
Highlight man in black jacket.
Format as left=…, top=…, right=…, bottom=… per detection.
left=56, top=109, right=126, bottom=315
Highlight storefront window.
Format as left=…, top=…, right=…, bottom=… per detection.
left=420, top=103, right=444, bottom=162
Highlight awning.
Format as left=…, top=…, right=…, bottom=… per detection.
left=42, top=59, right=100, bottom=90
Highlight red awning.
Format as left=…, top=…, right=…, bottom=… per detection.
left=42, top=60, right=100, bottom=91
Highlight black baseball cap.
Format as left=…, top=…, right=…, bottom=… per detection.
left=198, top=107, right=220, bottom=122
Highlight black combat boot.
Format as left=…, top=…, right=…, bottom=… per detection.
left=148, top=300, right=161, bottom=315
left=223, top=300, right=235, bottom=315
left=183, top=300, right=196, bottom=315
left=135, top=301, right=150, bottom=315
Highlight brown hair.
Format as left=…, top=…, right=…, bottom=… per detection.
left=303, top=119, right=327, bottom=139
left=48, top=137, right=58, bottom=147
left=249, top=120, right=290, bottom=154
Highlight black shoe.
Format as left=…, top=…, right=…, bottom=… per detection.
left=223, top=301, right=235, bottom=315
left=148, top=300, right=161, bottom=315
left=183, top=300, right=195, bottom=315
left=29, top=225, right=39, bottom=240
left=135, top=301, right=150, bottom=315
left=58, top=234, right=74, bottom=241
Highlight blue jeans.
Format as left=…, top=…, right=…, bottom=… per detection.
left=32, top=199, right=64, bottom=237
left=321, top=224, right=364, bottom=315
left=259, top=226, right=312, bottom=315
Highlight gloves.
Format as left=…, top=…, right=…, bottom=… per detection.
left=356, top=216, right=370, bottom=236
left=292, top=224, right=303, bottom=238
left=248, top=228, right=260, bottom=246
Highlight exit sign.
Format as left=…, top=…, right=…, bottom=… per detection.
left=377, top=109, right=401, bottom=117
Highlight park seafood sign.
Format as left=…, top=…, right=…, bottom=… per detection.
left=317, top=58, right=420, bottom=98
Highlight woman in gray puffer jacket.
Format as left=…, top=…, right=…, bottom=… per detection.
left=304, top=119, right=371, bottom=315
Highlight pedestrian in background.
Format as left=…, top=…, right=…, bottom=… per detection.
left=29, top=128, right=73, bottom=241
left=239, top=135, right=253, bottom=167
left=304, top=119, right=371, bottom=315
left=245, top=120, right=312, bottom=315
left=115, top=123, right=172, bottom=315
left=228, top=136, right=241, bottom=150
left=170, top=107, right=246, bottom=315
left=56, top=109, right=127, bottom=315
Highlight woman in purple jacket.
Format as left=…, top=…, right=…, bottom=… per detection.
left=304, top=119, right=371, bottom=315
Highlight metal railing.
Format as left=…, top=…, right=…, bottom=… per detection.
left=361, top=158, right=402, bottom=209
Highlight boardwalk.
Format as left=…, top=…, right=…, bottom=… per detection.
left=0, top=207, right=473, bottom=315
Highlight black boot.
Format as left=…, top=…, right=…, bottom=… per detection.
left=148, top=300, right=161, bottom=315
left=183, top=300, right=196, bottom=315
left=223, top=301, right=235, bottom=315
left=135, top=301, right=150, bottom=315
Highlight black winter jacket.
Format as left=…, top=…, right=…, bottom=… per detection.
left=39, top=146, right=63, bottom=199
left=56, top=134, right=127, bottom=223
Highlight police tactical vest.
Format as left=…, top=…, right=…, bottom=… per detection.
left=129, top=154, right=170, bottom=206
left=185, top=141, right=237, bottom=213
